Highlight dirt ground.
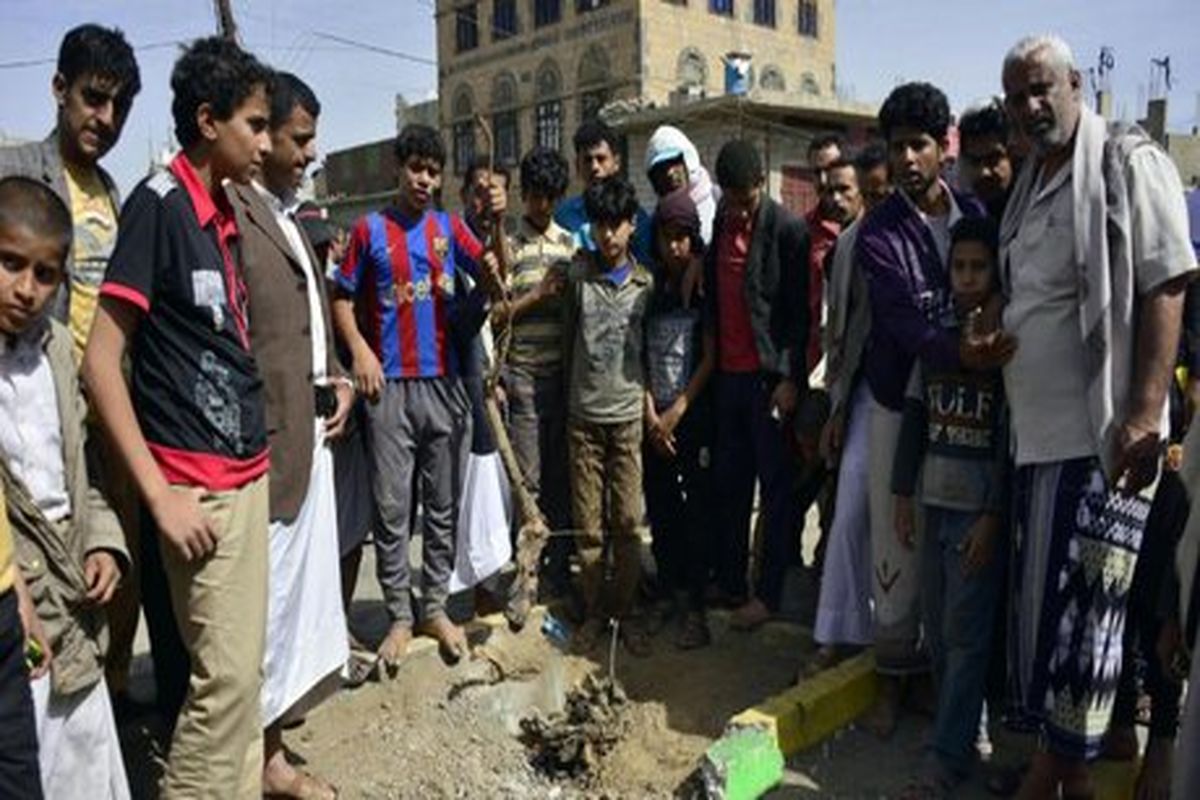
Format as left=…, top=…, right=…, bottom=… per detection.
left=120, top=599, right=811, bottom=798
left=278, top=609, right=810, bottom=799
left=116, top=514, right=1004, bottom=799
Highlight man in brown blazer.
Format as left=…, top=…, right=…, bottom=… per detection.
left=226, top=72, right=351, bottom=800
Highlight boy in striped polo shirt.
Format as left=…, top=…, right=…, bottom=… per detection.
left=332, top=124, right=503, bottom=670
left=494, top=147, right=575, bottom=580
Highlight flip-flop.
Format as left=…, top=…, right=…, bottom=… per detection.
left=343, top=651, right=378, bottom=688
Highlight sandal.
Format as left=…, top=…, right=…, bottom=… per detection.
left=343, top=650, right=378, bottom=688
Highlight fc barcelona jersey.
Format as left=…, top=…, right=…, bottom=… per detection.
left=336, top=207, right=482, bottom=379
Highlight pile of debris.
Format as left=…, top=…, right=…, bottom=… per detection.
left=519, top=673, right=630, bottom=781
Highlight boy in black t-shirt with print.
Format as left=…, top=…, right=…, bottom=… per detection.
left=891, top=217, right=1007, bottom=796
left=82, top=38, right=275, bottom=798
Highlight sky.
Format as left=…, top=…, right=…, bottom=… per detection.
left=0, top=0, right=1196, bottom=195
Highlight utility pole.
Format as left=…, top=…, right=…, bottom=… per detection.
left=213, top=0, right=238, bottom=41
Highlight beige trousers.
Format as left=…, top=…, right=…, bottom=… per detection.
left=568, top=418, right=644, bottom=621
left=160, top=475, right=269, bottom=800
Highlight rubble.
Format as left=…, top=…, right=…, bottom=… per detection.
left=519, top=672, right=631, bottom=781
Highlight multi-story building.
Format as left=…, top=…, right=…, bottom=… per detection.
left=435, top=0, right=844, bottom=182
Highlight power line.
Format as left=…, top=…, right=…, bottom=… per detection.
left=0, top=40, right=181, bottom=71
left=310, top=32, right=436, bottom=67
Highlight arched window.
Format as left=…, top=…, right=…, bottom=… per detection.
left=760, top=65, right=786, bottom=92
left=801, top=71, right=821, bottom=95
left=577, top=45, right=611, bottom=122
left=451, top=85, right=475, bottom=174
left=535, top=59, right=563, bottom=151
left=676, top=48, right=708, bottom=89
left=491, top=72, right=520, bottom=167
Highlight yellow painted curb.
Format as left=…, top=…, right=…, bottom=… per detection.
left=728, top=651, right=878, bottom=756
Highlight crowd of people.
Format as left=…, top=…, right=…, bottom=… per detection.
left=0, top=20, right=1198, bottom=800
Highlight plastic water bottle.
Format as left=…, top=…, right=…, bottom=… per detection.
left=541, top=612, right=571, bottom=650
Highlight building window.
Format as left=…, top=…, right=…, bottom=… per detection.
left=576, top=0, right=608, bottom=12
left=493, top=0, right=517, bottom=38
left=535, top=101, right=562, bottom=151
left=709, top=0, right=733, bottom=16
left=798, top=0, right=818, bottom=37
left=753, top=0, right=775, bottom=27
left=577, top=45, right=611, bottom=122
left=535, top=60, right=563, bottom=152
left=453, top=122, right=475, bottom=174
left=493, top=111, right=519, bottom=166
left=801, top=71, right=821, bottom=95
left=676, top=48, right=708, bottom=89
left=455, top=4, right=479, bottom=52
left=534, top=0, right=561, bottom=26
left=452, top=86, right=475, bottom=175
left=760, top=65, right=786, bottom=91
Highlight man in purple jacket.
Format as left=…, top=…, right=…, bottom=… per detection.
left=855, top=82, right=1015, bottom=736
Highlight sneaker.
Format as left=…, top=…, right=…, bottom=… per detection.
left=674, top=612, right=711, bottom=650
left=620, top=619, right=653, bottom=657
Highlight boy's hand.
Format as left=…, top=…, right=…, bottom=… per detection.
left=819, top=411, right=844, bottom=463
left=894, top=495, right=916, bottom=550
left=486, top=179, right=508, bottom=218
left=324, top=381, right=355, bottom=440
left=13, top=571, right=52, bottom=680
left=960, top=329, right=1017, bottom=371
left=352, top=346, right=385, bottom=403
left=152, top=487, right=219, bottom=562
left=645, top=408, right=676, bottom=457
left=536, top=268, right=566, bottom=302
left=660, top=397, right=687, bottom=439
left=960, top=513, right=999, bottom=576
left=328, top=228, right=348, bottom=268
left=83, top=550, right=121, bottom=605
left=770, top=379, right=798, bottom=419
left=480, top=251, right=504, bottom=297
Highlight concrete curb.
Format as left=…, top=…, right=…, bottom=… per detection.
left=727, top=650, right=878, bottom=755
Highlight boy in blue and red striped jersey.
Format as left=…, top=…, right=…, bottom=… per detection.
left=331, top=124, right=503, bottom=671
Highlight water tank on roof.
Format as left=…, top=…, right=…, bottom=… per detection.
left=723, top=52, right=752, bottom=97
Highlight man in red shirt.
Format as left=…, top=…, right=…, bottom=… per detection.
left=804, top=134, right=843, bottom=372
left=703, top=140, right=809, bottom=629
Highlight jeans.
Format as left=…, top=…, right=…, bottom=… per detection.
left=921, top=505, right=1002, bottom=776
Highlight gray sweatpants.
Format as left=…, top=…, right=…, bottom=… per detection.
left=366, top=377, right=471, bottom=625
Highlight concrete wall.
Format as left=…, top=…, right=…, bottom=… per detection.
left=1168, top=131, right=1200, bottom=189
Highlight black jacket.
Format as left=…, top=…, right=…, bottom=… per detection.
left=704, top=195, right=810, bottom=383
